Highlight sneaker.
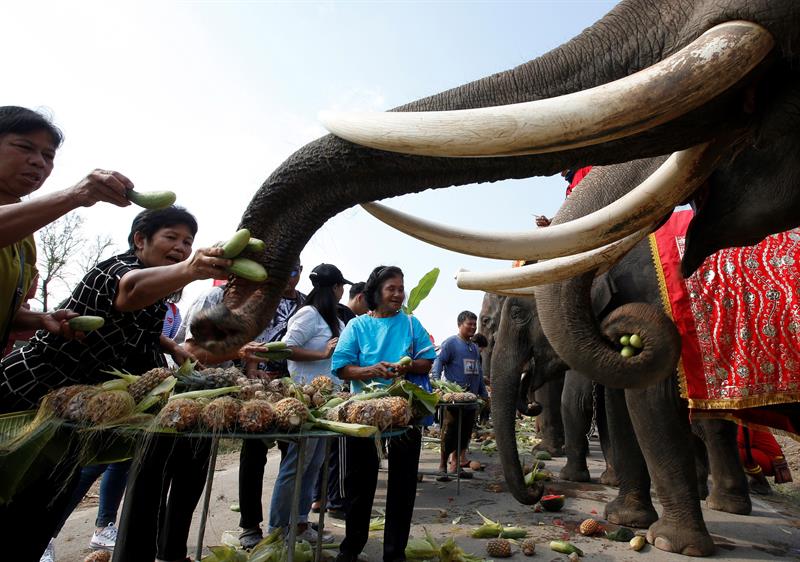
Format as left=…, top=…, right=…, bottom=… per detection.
left=296, top=526, right=335, bottom=544
left=90, top=523, right=118, bottom=550
left=239, top=527, right=264, bottom=550
left=39, top=540, right=55, bottom=562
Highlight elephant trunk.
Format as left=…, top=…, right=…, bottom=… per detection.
left=490, top=326, right=543, bottom=504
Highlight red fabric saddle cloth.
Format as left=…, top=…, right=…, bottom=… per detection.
left=650, top=210, right=800, bottom=435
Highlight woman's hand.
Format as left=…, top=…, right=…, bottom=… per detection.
left=40, top=309, right=83, bottom=340
left=70, top=169, right=133, bottom=208
left=239, top=341, right=272, bottom=363
left=324, top=337, right=339, bottom=358
left=183, top=246, right=232, bottom=281
left=363, top=362, right=396, bottom=379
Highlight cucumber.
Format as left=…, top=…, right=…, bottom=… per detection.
left=221, top=229, right=251, bottom=258
left=68, top=315, right=105, bottom=331
left=245, top=237, right=266, bottom=253
left=126, top=189, right=176, bottom=209
left=263, top=341, right=288, bottom=351
left=227, top=258, right=268, bottom=282
left=398, top=356, right=412, bottom=366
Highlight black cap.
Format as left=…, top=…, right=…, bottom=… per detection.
left=309, top=263, right=352, bottom=287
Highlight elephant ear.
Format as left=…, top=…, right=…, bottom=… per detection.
left=403, top=267, right=440, bottom=315
left=590, top=272, right=615, bottom=317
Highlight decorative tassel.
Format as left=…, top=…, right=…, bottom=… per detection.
left=772, top=456, right=793, bottom=484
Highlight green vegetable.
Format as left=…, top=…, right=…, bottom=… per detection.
left=245, top=237, right=266, bottom=253
left=309, top=417, right=378, bottom=438
left=68, top=315, right=105, bottom=331
left=629, top=334, right=643, bottom=349
left=263, top=341, right=288, bottom=351
left=167, top=385, right=240, bottom=401
left=619, top=334, right=631, bottom=346
left=539, top=494, right=565, bottom=511
left=221, top=228, right=251, bottom=258
left=126, top=189, right=176, bottom=209
left=606, top=527, right=636, bottom=542
left=620, top=346, right=635, bottom=358
left=550, top=541, right=583, bottom=556
left=227, top=258, right=268, bottom=282
left=398, top=356, right=412, bottom=366
left=535, top=450, right=552, bottom=460
left=499, top=526, right=528, bottom=539
left=229, top=503, right=240, bottom=512
left=253, top=349, right=292, bottom=361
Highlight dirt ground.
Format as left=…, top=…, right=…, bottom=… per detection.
left=58, top=430, right=800, bottom=562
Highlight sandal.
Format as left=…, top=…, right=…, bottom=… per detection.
left=458, top=470, right=473, bottom=479
left=436, top=471, right=451, bottom=482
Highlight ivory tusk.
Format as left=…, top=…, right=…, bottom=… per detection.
left=456, top=227, right=649, bottom=292
left=320, top=21, right=773, bottom=157
left=362, top=141, right=725, bottom=261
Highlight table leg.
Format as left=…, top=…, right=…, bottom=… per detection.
left=195, top=436, right=220, bottom=561
left=314, top=438, right=332, bottom=562
left=456, top=407, right=462, bottom=495
left=287, top=437, right=306, bottom=562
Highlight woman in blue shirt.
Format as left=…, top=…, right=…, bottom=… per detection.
left=331, top=265, right=436, bottom=562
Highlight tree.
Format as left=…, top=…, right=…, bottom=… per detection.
left=78, top=233, right=117, bottom=274
left=37, top=213, right=85, bottom=311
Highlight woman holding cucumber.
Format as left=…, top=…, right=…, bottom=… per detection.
left=0, top=106, right=135, bottom=354
left=331, top=265, right=436, bottom=562
left=0, top=206, right=230, bottom=562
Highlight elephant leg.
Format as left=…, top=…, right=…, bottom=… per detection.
left=602, top=387, right=657, bottom=528
left=595, top=386, right=620, bottom=486
left=626, top=380, right=715, bottom=557
left=698, top=418, right=751, bottom=514
left=559, top=371, right=591, bottom=482
left=532, top=376, right=565, bottom=457
left=691, top=430, right=710, bottom=500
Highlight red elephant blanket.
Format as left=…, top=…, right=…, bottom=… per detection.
left=650, top=210, right=800, bottom=435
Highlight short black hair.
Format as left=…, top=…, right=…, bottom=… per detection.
left=127, top=206, right=198, bottom=251
left=471, top=333, right=488, bottom=348
left=364, top=266, right=403, bottom=310
left=457, top=310, right=477, bottom=325
left=0, top=106, right=63, bottom=148
left=349, top=281, right=366, bottom=300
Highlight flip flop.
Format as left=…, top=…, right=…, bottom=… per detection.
left=436, top=471, right=452, bottom=482
left=458, top=470, right=473, bottom=479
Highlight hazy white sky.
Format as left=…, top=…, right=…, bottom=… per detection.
left=7, top=0, right=617, bottom=342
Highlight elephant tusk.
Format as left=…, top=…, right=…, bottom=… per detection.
left=455, top=226, right=649, bottom=292
left=361, top=141, right=727, bottom=261
left=319, top=21, right=773, bottom=157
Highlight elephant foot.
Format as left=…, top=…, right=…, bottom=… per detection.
left=646, top=518, right=715, bottom=556
left=600, top=467, right=620, bottom=487
left=533, top=442, right=565, bottom=457
left=604, top=495, right=658, bottom=528
left=706, top=488, right=752, bottom=514
left=559, top=463, right=590, bottom=482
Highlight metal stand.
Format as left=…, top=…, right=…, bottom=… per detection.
left=436, top=402, right=480, bottom=495
left=195, top=436, right=220, bottom=561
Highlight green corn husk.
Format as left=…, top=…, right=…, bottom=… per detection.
left=135, top=395, right=164, bottom=413
left=550, top=541, right=583, bottom=556
left=499, top=526, right=528, bottom=539
left=168, top=385, right=240, bottom=401
left=176, top=358, right=197, bottom=377
left=309, top=416, right=378, bottom=438
left=387, top=379, right=439, bottom=416
left=369, top=516, right=386, bottom=531
left=101, top=378, right=130, bottom=391
left=524, top=467, right=552, bottom=486
left=405, top=538, right=439, bottom=560
left=148, top=375, right=177, bottom=397
left=103, top=367, right=139, bottom=384
left=471, top=511, right=503, bottom=538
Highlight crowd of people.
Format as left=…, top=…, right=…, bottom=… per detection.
left=0, top=106, right=494, bottom=562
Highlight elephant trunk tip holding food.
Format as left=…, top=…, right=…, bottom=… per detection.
left=536, top=272, right=682, bottom=390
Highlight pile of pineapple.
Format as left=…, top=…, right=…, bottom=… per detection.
left=431, top=379, right=478, bottom=403
left=41, top=362, right=419, bottom=438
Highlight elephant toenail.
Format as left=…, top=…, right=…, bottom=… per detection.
left=654, top=536, right=674, bottom=552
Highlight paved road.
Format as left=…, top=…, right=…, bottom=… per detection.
left=57, top=438, right=800, bottom=561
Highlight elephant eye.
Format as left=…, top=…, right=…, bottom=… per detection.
left=509, top=304, right=530, bottom=324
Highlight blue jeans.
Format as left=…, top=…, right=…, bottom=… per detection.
left=55, top=460, right=131, bottom=534
left=268, top=438, right=326, bottom=531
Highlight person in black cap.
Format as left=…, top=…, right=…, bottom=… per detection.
left=241, top=263, right=352, bottom=544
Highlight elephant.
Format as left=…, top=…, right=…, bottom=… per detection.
left=187, top=0, right=800, bottom=555
left=486, top=262, right=751, bottom=539
left=479, top=292, right=565, bottom=456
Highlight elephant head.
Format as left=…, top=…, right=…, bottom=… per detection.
left=189, top=0, right=800, bottom=366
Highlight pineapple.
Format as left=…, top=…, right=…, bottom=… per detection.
left=128, top=367, right=173, bottom=402
left=45, top=385, right=93, bottom=417
left=335, top=391, right=351, bottom=401
left=486, top=538, right=512, bottom=558
left=84, top=550, right=111, bottom=562
left=238, top=382, right=266, bottom=401
left=158, top=398, right=203, bottom=431
left=273, top=397, right=309, bottom=431
left=309, top=376, right=334, bottom=394
left=346, top=400, right=392, bottom=429
left=579, top=518, right=601, bottom=536
left=521, top=539, right=536, bottom=556
left=375, top=396, right=412, bottom=427
left=442, top=392, right=478, bottom=403
left=63, top=388, right=100, bottom=422
left=84, top=390, right=136, bottom=424
left=238, top=399, right=275, bottom=432
left=201, top=396, right=241, bottom=431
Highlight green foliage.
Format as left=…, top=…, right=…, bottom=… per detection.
left=403, top=267, right=440, bottom=315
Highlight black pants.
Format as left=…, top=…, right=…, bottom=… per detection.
left=313, top=436, right=343, bottom=509
left=340, top=428, right=421, bottom=562
left=441, top=407, right=476, bottom=460
left=113, top=435, right=211, bottom=562
left=0, top=425, right=82, bottom=562
left=238, top=438, right=277, bottom=529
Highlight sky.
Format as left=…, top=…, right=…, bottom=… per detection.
left=6, top=0, right=618, bottom=343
